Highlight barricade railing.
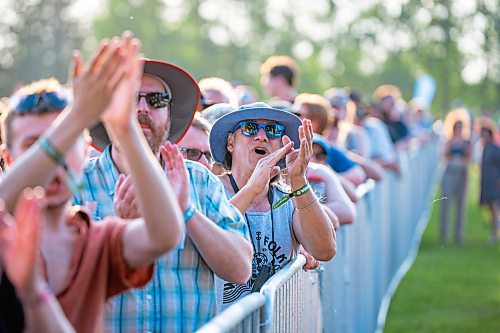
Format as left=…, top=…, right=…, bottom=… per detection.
left=196, top=293, right=266, bottom=333
left=260, top=254, right=322, bottom=333
left=197, top=137, right=441, bottom=333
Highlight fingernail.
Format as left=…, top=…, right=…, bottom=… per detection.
left=33, top=186, right=45, bottom=199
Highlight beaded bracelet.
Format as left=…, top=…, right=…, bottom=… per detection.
left=272, top=183, right=311, bottom=209
left=183, top=202, right=197, bottom=223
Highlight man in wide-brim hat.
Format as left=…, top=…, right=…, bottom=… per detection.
left=209, top=102, right=336, bottom=310
left=74, top=59, right=252, bottom=332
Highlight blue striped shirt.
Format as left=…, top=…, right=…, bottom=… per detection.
left=73, top=146, right=249, bottom=332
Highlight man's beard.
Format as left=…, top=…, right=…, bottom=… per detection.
left=138, top=114, right=170, bottom=155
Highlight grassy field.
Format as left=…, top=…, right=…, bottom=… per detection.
left=384, top=166, right=500, bottom=333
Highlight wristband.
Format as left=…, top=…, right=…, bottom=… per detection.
left=39, top=136, right=65, bottom=165
left=183, top=203, right=196, bottom=223
left=272, top=183, right=311, bottom=209
left=21, top=290, right=54, bottom=307
left=38, top=136, right=83, bottom=194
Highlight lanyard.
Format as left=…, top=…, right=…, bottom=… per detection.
left=228, top=174, right=276, bottom=271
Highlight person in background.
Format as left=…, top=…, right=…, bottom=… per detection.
left=201, top=103, right=235, bottom=125
left=372, top=84, right=410, bottom=145
left=363, top=99, right=401, bottom=175
left=294, top=93, right=367, bottom=186
left=440, top=108, right=471, bottom=244
left=177, top=113, right=214, bottom=171
left=306, top=160, right=356, bottom=225
left=235, top=84, right=259, bottom=106
left=199, top=77, right=239, bottom=108
left=477, top=117, right=499, bottom=244
left=311, top=134, right=359, bottom=203
left=260, top=55, right=299, bottom=103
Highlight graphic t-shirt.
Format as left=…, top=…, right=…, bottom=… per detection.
left=216, top=186, right=298, bottom=311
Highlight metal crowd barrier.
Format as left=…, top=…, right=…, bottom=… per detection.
left=196, top=293, right=266, bottom=333
left=197, top=137, right=440, bottom=333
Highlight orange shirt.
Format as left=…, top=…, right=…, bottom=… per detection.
left=44, top=207, right=154, bottom=333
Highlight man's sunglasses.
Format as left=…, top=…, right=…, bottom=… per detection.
left=179, top=147, right=213, bottom=163
left=231, top=121, right=285, bottom=139
left=10, top=90, right=72, bottom=114
left=137, top=92, right=172, bottom=108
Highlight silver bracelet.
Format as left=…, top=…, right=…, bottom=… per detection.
left=297, top=198, right=319, bottom=212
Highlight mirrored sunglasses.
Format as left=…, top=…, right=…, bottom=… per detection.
left=137, top=92, right=172, bottom=108
left=9, top=90, right=72, bottom=114
left=232, top=121, right=285, bottom=139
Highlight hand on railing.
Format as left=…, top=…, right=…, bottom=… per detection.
left=300, top=245, right=320, bottom=272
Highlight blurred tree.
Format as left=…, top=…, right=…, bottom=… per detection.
left=0, top=0, right=83, bottom=96
left=1, top=0, right=497, bottom=117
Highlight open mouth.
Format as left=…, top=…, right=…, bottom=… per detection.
left=254, top=148, right=267, bottom=156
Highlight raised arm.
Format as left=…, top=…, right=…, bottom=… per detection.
left=0, top=37, right=128, bottom=212
left=0, top=189, right=74, bottom=333
left=160, top=143, right=252, bottom=284
left=100, top=37, right=184, bottom=269
left=286, top=119, right=336, bottom=261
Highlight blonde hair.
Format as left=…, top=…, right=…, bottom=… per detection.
left=476, top=116, right=497, bottom=137
left=443, top=108, right=471, bottom=140
left=14, top=77, right=65, bottom=95
left=372, top=84, right=402, bottom=101
left=294, top=93, right=333, bottom=135
left=260, top=55, right=300, bottom=87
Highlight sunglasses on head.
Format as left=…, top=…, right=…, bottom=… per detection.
left=137, top=92, right=172, bottom=108
left=232, top=121, right=285, bottom=139
left=179, top=147, right=213, bottom=163
left=9, top=90, right=72, bottom=114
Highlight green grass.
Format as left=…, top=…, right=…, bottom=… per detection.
left=384, top=166, right=500, bottom=333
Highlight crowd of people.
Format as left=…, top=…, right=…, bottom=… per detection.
left=0, top=31, right=497, bottom=332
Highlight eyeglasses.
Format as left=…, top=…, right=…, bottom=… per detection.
left=232, top=121, right=285, bottom=139
left=9, top=90, right=72, bottom=114
left=137, top=92, right=172, bottom=108
left=179, top=147, right=213, bottom=163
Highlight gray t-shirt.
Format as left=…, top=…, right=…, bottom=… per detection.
left=216, top=186, right=298, bottom=311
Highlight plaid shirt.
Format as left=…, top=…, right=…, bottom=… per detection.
left=73, top=146, right=249, bottom=333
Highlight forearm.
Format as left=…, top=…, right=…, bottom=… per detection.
left=0, top=110, right=85, bottom=211
left=340, top=166, right=366, bottom=186
left=229, top=186, right=258, bottom=214
left=326, top=202, right=355, bottom=224
left=115, top=124, right=183, bottom=250
left=21, top=281, right=75, bottom=333
left=339, top=176, right=359, bottom=203
left=186, top=211, right=252, bottom=284
left=291, top=177, right=336, bottom=261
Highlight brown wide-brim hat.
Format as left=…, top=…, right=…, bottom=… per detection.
left=90, top=59, right=200, bottom=151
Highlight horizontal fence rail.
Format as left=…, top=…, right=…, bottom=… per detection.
left=196, top=293, right=266, bottom=333
left=198, top=137, right=440, bottom=333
